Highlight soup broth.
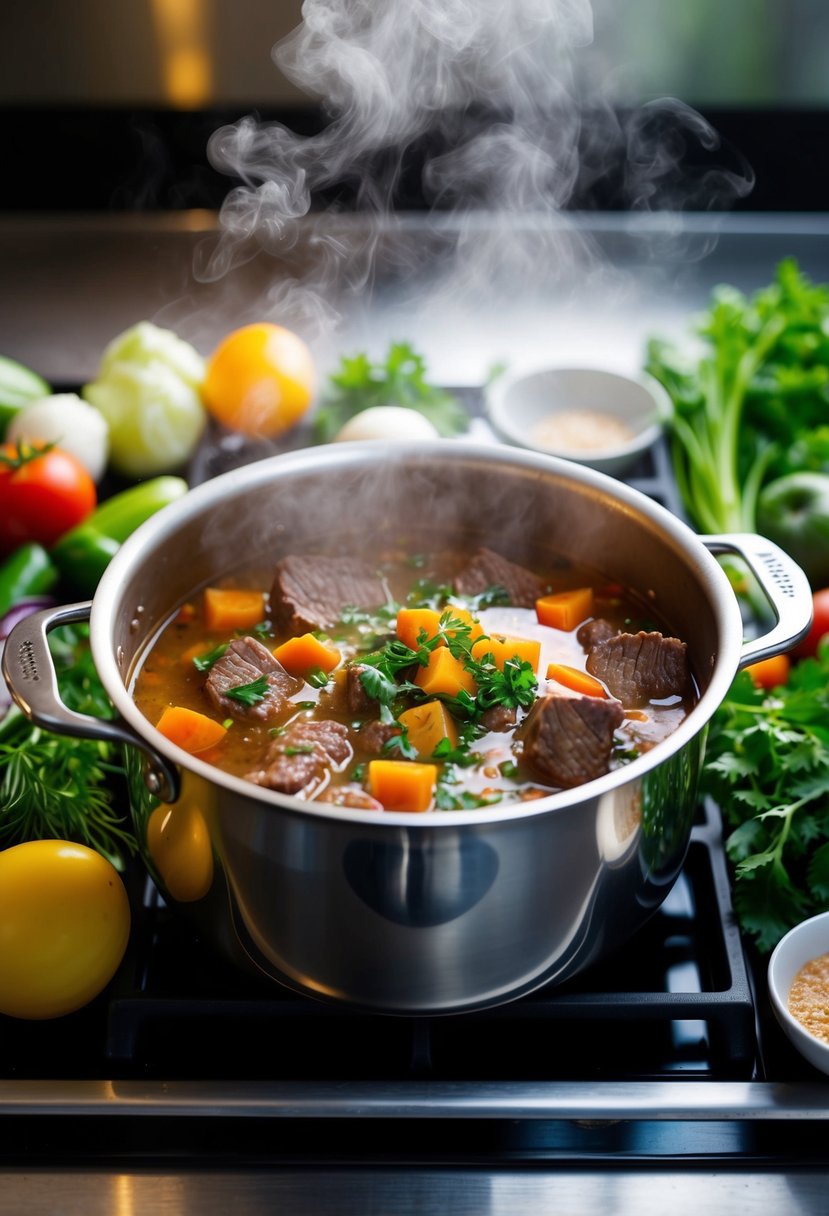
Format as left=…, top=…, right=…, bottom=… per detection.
left=133, top=541, right=696, bottom=812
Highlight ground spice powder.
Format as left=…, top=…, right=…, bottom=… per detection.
left=789, top=952, right=829, bottom=1042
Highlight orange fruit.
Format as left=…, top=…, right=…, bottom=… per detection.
left=202, top=323, right=316, bottom=438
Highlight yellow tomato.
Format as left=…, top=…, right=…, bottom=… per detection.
left=0, top=840, right=131, bottom=1020
left=147, top=799, right=214, bottom=904
left=746, top=653, right=791, bottom=690
left=202, top=322, right=316, bottom=438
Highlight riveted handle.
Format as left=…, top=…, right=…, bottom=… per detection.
left=702, top=534, right=813, bottom=668
left=1, top=601, right=180, bottom=803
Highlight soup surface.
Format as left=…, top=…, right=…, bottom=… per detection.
left=134, top=543, right=696, bottom=812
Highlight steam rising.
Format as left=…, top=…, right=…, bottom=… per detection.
left=197, top=0, right=753, bottom=335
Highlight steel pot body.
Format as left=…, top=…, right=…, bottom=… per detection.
left=3, top=442, right=812, bottom=1013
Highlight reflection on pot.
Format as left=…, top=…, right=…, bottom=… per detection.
left=595, top=780, right=642, bottom=867
left=342, top=831, right=499, bottom=927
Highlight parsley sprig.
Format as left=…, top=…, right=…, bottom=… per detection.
left=355, top=609, right=538, bottom=724
left=313, top=342, right=469, bottom=442
left=702, top=647, right=829, bottom=951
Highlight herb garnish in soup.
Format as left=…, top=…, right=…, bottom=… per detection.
left=134, top=545, right=695, bottom=812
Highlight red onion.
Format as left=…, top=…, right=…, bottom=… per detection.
left=0, top=596, right=55, bottom=642
left=0, top=596, right=56, bottom=719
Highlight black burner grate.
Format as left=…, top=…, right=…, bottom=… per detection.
left=98, top=799, right=755, bottom=1082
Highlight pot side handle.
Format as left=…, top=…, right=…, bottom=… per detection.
left=702, top=533, right=813, bottom=669
left=1, top=601, right=180, bottom=803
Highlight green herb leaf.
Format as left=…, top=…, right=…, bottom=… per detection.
left=647, top=258, right=829, bottom=534
left=0, top=624, right=134, bottom=866
left=192, top=641, right=229, bottom=672
left=313, top=342, right=469, bottom=442
left=703, top=656, right=829, bottom=951
left=224, top=674, right=270, bottom=707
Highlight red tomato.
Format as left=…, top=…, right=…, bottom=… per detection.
left=746, top=653, right=791, bottom=690
left=793, top=588, right=829, bottom=660
left=0, top=442, right=96, bottom=553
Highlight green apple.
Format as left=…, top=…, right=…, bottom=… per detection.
left=757, top=472, right=829, bottom=588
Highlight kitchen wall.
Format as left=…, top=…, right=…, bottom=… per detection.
left=2, top=0, right=828, bottom=109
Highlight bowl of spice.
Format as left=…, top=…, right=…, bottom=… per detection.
left=485, top=366, right=671, bottom=476
left=768, top=911, right=829, bottom=1076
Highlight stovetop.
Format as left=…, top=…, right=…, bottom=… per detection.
left=2, top=379, right=829, bottom=1212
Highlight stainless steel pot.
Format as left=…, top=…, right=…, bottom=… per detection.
left=2, top=442, right=812, bottom=1013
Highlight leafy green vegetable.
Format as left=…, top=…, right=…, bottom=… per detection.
left=646, top=258, right=829, bottom=534
left=0, top=624, right=134, bottom=865
left=702, top=644, right=829, bottom=951
left=314, top=342, right=468, bottom=442
left=224, top=674, right=270, bottom=706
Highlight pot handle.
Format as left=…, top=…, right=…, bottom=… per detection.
left=1, top=601, right=180, bottom=803
left=702, top=533, right=813, bottom=669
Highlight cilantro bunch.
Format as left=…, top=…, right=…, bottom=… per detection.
left=313, top=342, right=469, bottom=442
left=702, top=644, right=829, bottom=951
left=646, top=258, right=829, bottom=534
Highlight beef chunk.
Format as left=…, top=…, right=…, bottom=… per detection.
left=577, top=617, right=618, bottom=651
left=246, top=719, right=351, bottom=796
left=521, top=693, right=624, bottom=789
left=358, top=719, right=402, bottom=755
left=317, top=784, right=384, bottom=811
left=586, top=631, right=689, bottom=707
left=453, top=547, right=546, bottom=608
left=204, top=636, right=302, bottom=722
left=270, top=555, right=386, bottom=634
left=481, top=704, right=518, bottom=733
left=346, top=664, right=377, bottom=715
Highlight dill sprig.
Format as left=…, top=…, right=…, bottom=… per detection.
left=0, top=624, right=135, bottom=866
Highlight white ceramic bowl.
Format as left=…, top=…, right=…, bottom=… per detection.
left=768, top=910, right=829, bottom=1076
left=485, top=366, right=672, bottom=476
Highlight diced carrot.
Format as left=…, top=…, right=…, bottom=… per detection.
left=396, top=606, right=484, bottom=651
left=398, top=700, right=458, bottom=758
left=175, top=602, right=197, bottom=624
left=545, top=662, right=607, bottom=698
left=396, top=607, right=442, bottom=650
left=443, top=605, right=485, bottom=642
left=368, top=759, right=438, bottom=812
left=273, top=632, right=341, bottom=676
left=203, top=587, right=265, bottom=632
left=155, top=706, right=228, bottom=754
left=180, top=640, right=214, bottom=666
left=138, top=670, right=164, bottom=687
left=471, top=634, right=541, bottom=673
left=536, top=587, right=595, bottom=631
left=415, top=647, right=477, bottom=698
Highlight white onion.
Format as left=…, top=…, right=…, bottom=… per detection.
left=334, top=406, right=440, bottom=443
left=7, top=393, right=110, bottom=482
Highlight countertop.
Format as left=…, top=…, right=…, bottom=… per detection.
left=3, top=209, right=829, bottom=388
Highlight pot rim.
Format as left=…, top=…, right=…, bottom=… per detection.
left=91, top=439, right=743, bottom=827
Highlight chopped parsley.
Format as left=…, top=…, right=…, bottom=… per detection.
left=192, top=641, right=229, bottom=672
left=224, top=674, right=270, bottom=707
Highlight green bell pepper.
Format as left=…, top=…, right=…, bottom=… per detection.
left=51, top=476, right=189, bottom=595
